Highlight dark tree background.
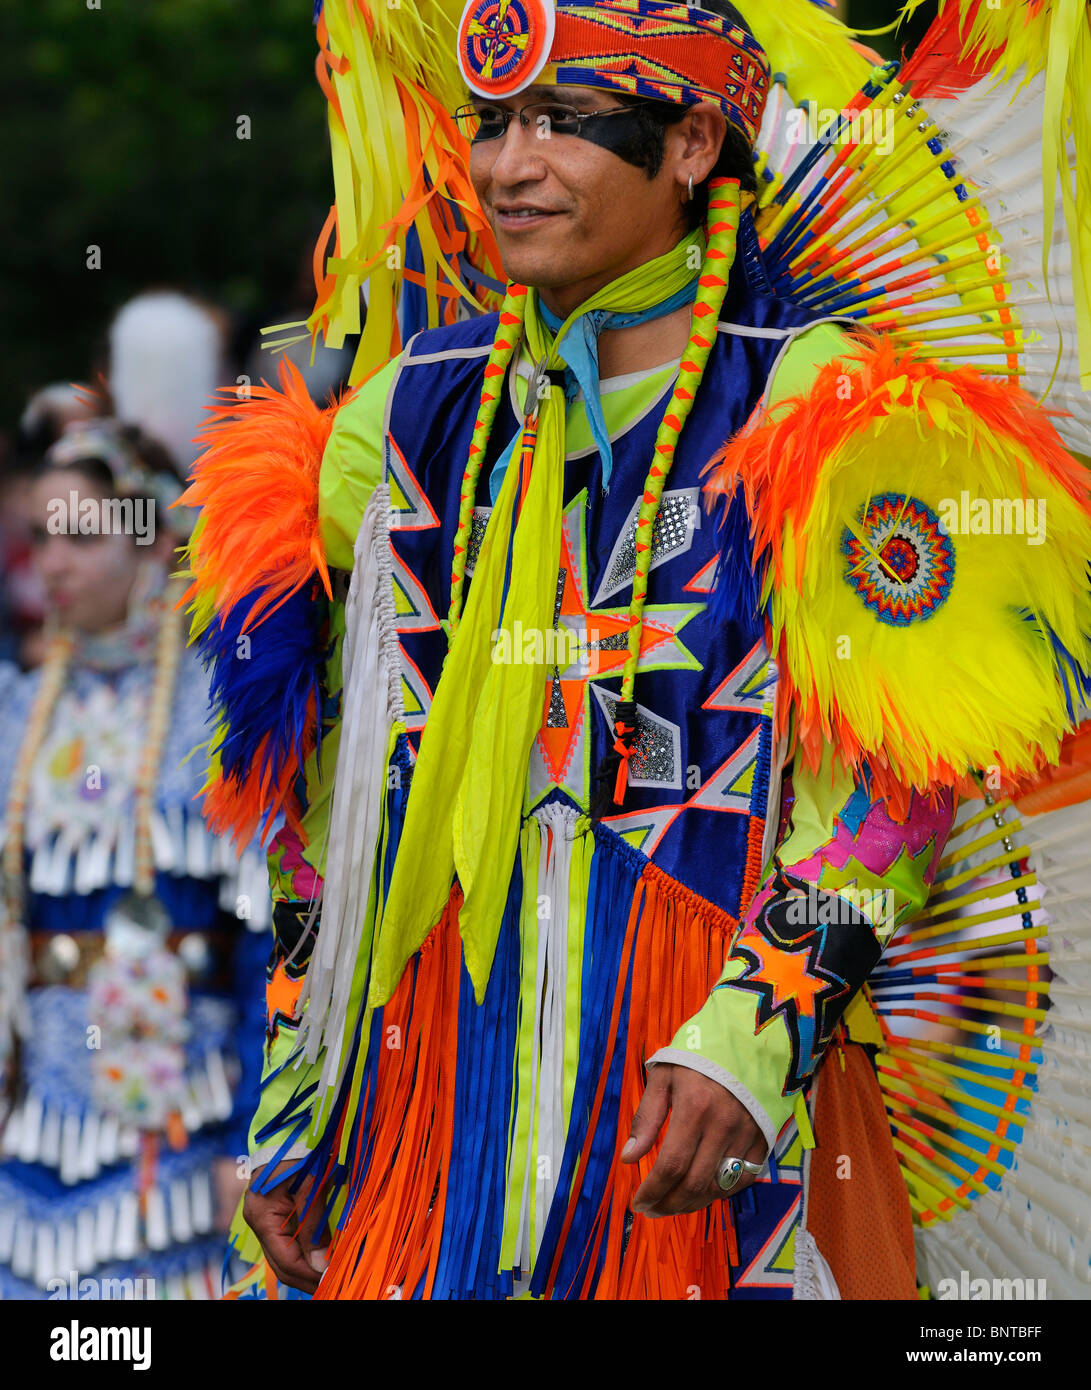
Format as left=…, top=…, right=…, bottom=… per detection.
left=1, top=0, right=331, bottom=424
left=1, top=0, right=933, bottom=429
left=850, top=0, right=937, bottom=63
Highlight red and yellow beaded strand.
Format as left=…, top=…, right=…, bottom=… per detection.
left=620, top=193, right=741, bottom=660
left=447, top=282, right=529, bottom=639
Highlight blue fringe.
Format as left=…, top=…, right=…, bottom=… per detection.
left=1042, top=616, right=1091, bottom=723
left=382, top=732, right=415, bottom=894
left=530, top=826, right=645, bottom=1298
left=428, top=869, right=522, bottom=1300
left=199, top=583, right=328, bottom=839
left=250, top=1056, right=321, bottom=1197
left=737, top=208, right=774, bottom=297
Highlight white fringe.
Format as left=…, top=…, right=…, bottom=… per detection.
left=2, top=1047, right=236, bottom=1183
left=296, top=485, right=402, bottom=1099
left=0, top=1161, right=217, bottom=1289
left=507, top=802, right=580, bottom=1273
left=793, top=1227, right=841, bottom=1301
left=13, top=808, right=262, bottom=921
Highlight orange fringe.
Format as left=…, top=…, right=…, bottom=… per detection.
left=314, top=889, right=462, bottom=1300
left=1016, top=720, right=1091, bottom=815
left=740, top=814, right=766, bottom=918
left=309, top=14, right=503, bottom=357
left=545, top=864, right=740, bottom=1300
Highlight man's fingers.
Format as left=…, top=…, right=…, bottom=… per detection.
left=294, top=1181, right=330, bottom=1252
left=244, top=1188, right=323, bottom=1295
left=630, top=1095, right=703, bottom=1214
left=645, top=1126, right=730, bottom=1217
left=254, top=1212, right=322, bottom=1294
left=621, top=1066, right=672, bottom=1164
left=264, top=1243, right=319, bottom=1294
left=625, top=1066, right=771, bottom=1218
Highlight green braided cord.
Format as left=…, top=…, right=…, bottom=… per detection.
left=448, top=282, right=530, bottom=637
left=620, top=177, right=742, bottom=702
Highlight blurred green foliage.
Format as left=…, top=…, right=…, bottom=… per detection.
left=2, top=0, right=330, bottom=425
left=2, top=0, right=932, bottom=430
left=846, top=0, right=937, bottom=61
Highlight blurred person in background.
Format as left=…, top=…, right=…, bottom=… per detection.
left=3, top=384, right=107, bottom=670
left=0, top=416, right=272, bottom=1301
left=106, top=290, right=234, bottom=476
left=4, top=286, right=233, bottom=673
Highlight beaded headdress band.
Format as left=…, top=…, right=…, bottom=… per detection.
left=457, top=0, right=771, bottom=145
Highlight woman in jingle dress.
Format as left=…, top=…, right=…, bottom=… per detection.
left=0, top=420, right=270, bottom=1300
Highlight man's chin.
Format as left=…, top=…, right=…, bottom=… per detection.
left=494, top=235, right=579, bottom=292
left=499, top=263, right=582, bottom=294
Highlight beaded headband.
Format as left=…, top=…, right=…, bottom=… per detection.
left=44, top=420, right=185, bottom=517
left=457, top=0, right=770, bottom=144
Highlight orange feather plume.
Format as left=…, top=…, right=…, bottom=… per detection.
left=177, top=357, right=346, bottom=633
left=704, top=335, right=1090, bottom=595
left=1016, top=721, right=1091, bottom=816
left=175, top=357, right=351, bottom=847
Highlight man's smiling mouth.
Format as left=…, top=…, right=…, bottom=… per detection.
left=494, top=204, right=565, bottom=226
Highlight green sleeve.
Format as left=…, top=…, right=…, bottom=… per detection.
left=318, top=353, right=403, bottom=571
left=765, top=320, right=855, bottom=408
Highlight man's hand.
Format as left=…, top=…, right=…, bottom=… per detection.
left=242, top=1161, right=330, bottom=1294
left=621, top=1062, right=767, bottom=1217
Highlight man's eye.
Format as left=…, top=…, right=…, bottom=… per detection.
left=475, top=107, right=507, bottom=132
left=541, top=106, right=581, bottom=132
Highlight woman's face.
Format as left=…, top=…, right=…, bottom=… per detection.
left=28, top=469, right=146, bottom=633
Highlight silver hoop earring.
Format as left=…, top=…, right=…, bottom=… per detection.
left=687, top=173, right=694, bottom=201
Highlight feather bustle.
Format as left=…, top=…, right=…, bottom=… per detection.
left=702, top=337, right=1091, bottom=814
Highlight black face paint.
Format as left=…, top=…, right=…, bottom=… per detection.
left=566, top=106, right=661, bottom=172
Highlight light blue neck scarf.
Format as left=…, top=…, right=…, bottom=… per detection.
left=487, top=277, right=699, bottom=502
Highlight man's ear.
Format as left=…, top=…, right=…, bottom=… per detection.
left=673, top=102, right=728, bottom=188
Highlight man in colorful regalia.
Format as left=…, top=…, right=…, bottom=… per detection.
left=182, top=0, right=1091, bottom=1300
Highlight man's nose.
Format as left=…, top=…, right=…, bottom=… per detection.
left=486, top=112, right=549, bottom=185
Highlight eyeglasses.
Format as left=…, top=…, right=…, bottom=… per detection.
left=452, top=100, right=660, bottom=143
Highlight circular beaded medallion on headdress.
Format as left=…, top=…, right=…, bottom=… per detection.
left=458, top=0, right=557, bottom=98
left=842, top=493, right=955, bottom=625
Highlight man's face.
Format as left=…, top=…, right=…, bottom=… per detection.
left=469, top=85, right=692, bottom=313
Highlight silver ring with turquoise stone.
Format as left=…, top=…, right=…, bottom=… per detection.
left=715, top=1156, right=764, bottom=1193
